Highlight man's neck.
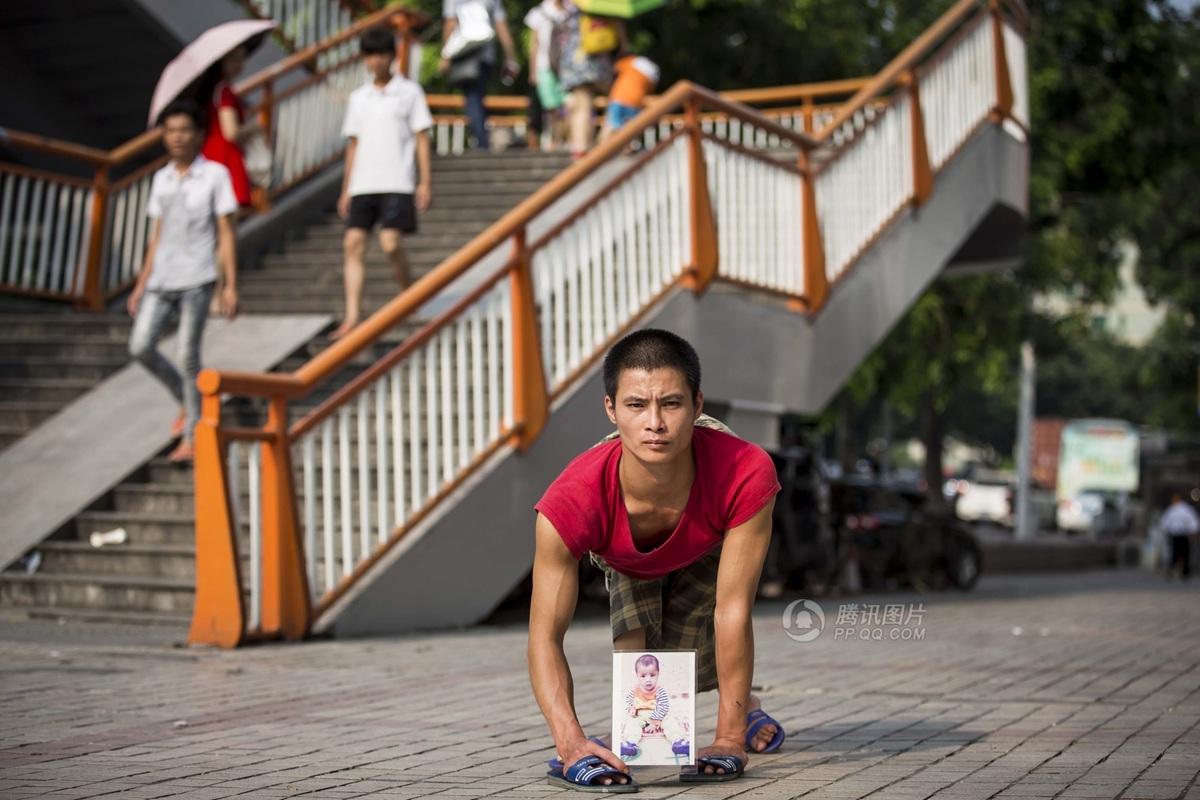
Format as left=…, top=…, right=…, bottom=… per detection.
left=618, top=443, right=695, bottom=505
left=373, top=72, right=392, bottom=88
left=172, top=154, right=198, bottom=174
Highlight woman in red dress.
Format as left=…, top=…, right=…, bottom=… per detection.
left=199, top=45, right=253, bottom=207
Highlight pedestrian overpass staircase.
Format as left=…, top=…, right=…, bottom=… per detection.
left=0, top=0, right=1030, bottom=641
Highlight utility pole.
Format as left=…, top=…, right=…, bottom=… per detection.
left=1015, top=340, right=1035, bottom=540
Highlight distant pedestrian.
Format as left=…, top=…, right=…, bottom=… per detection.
left=335, top=27, right=433, bottom=339
left=439, top=0, right=520, bottom=151
left=198, top=45, right=253, bottom=208
left=557, top=10, right=626, bottom=158
left=127, top=100, right=239, bottom=464
left=1162, top=493, right=1199, bottom=579
left=601, top=52, right=659, bottom=141
left=525, top=0, right=571, bottom=150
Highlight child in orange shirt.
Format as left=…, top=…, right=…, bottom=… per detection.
left=602, top=54, right=660, bottom=140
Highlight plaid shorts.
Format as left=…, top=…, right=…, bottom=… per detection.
left=591, top=547, right=722, bottom=693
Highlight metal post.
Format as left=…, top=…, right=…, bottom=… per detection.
left=1015, top=340, right=1035, bottom=540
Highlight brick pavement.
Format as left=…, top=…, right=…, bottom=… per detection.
left=1, top=570, right=1198, bottom=799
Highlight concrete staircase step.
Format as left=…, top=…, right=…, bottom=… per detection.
left=18, top=605, right=191, bottom=628
left=0, top=572, right=195, bottom=614
left=0, top=400, right=66, bottom=427
left=0, top=355, right=126, bottom=381
left=0, top=338, right=129, bottom=359
left=0, top=316, right=131, bottom=339
left=33, top=541, right=198, bottom=580
left=75, top=511, right=203, bottom=546
left=0, top=377, right=98, bottom=403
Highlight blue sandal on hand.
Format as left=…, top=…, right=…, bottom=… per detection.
left=547, top=754, right=639, bottom=793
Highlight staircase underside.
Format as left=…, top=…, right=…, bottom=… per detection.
left=320, top=123, right=1028, bottom=637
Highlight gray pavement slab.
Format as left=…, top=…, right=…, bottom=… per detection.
left=0, top=569, right=1198, bottom=798
left=0, top=313, right=331, bottom=571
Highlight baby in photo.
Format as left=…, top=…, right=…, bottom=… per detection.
left=620, top=654, right=690, bottom=760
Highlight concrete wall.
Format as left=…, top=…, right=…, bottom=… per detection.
left=321, top=124, right=1029, bottom=637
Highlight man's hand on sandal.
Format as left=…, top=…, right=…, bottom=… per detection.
left=559, top=736, right=630, bottom=784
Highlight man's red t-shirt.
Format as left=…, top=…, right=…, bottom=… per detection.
left=534, top=427, right=780, bottom=580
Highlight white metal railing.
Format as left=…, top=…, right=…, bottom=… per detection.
left=1002, top=20, right=1029, bottom=131
left=293, top=277, right=513, bottom=600
left=271, top=59, right=363, bottom=187
left=704, top=139, right=805, bottom=298
left=0, top=167, right=94, bottom=297
left=534, top=135, right=690, bottom=389
left=919, top=15, right=996, bottom=171
left=249, top=0, right=357, bottom=66
left=101, top=167, right=160, bottom=296
left=816, top=92, right=914, bottom=282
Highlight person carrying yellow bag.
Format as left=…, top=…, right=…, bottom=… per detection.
left=556, top=6, right=626, bottom=158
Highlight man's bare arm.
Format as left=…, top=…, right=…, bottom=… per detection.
left=529, top=513, right=627, bottom=773
left=127, top=219, right=161, bottom=316
left=415, top=130, right=432, bottom=211
left=712, top=500, right=775, bottom=749
left=216, top=214, right=238, bottom=319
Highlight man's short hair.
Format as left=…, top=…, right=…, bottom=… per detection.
left=156, top=99, right=204, bottom=130
left=360, top=28, right=395, bottom=55
left=635, top=654, right=660, bottom=672
left=603, top=329, right=701, bottom=403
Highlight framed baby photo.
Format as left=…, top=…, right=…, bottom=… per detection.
left=611, top=650, right=695, bottom=766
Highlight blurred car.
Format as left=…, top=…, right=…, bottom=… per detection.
left=833, top=478, right=982, bottom=591
left=1057, top=489, right=1133, bottom=535
left=945, top=469, right=1014, bottom=526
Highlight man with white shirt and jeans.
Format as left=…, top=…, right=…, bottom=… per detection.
left=1162, top=494, right=1200, bottom=579
left=335, top=27, right=434, bottom=339
left=128, top=99, right=239, bottom=464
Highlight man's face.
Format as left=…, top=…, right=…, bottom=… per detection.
left=636, top=663, right=659, bottom=693
left=364, top=51, right=393, bottom=80
left=161, top=114, right=199, bottom=161
left=605, top=367, right=702, bottom=466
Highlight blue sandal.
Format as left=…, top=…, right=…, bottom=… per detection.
left=680, top=754, right=745, bottom=783
left=744, top=708, right=785, bottom=753
left=547, top=754, right=639, bottom=793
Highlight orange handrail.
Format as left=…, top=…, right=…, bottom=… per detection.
left=816, top=0, right=1026, bottom=140
left=423, top=76, right=873, bottom=115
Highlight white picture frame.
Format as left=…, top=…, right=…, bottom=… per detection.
left=611, top=650, right=696, bottom=766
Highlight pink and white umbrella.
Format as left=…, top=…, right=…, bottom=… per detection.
left=147, top=19, right=276, bottom=128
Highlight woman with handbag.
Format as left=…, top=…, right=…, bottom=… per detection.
left=439, top=0, right=520, bottom=151
left=555, top=8, right=627, bottom=158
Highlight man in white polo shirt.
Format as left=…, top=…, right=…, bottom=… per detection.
left=127, top=99, right=239, bottom=463
left=334, top=27, right=434, bottom=339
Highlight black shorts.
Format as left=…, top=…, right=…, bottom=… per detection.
left=347, top=193, right=416, bottom=233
